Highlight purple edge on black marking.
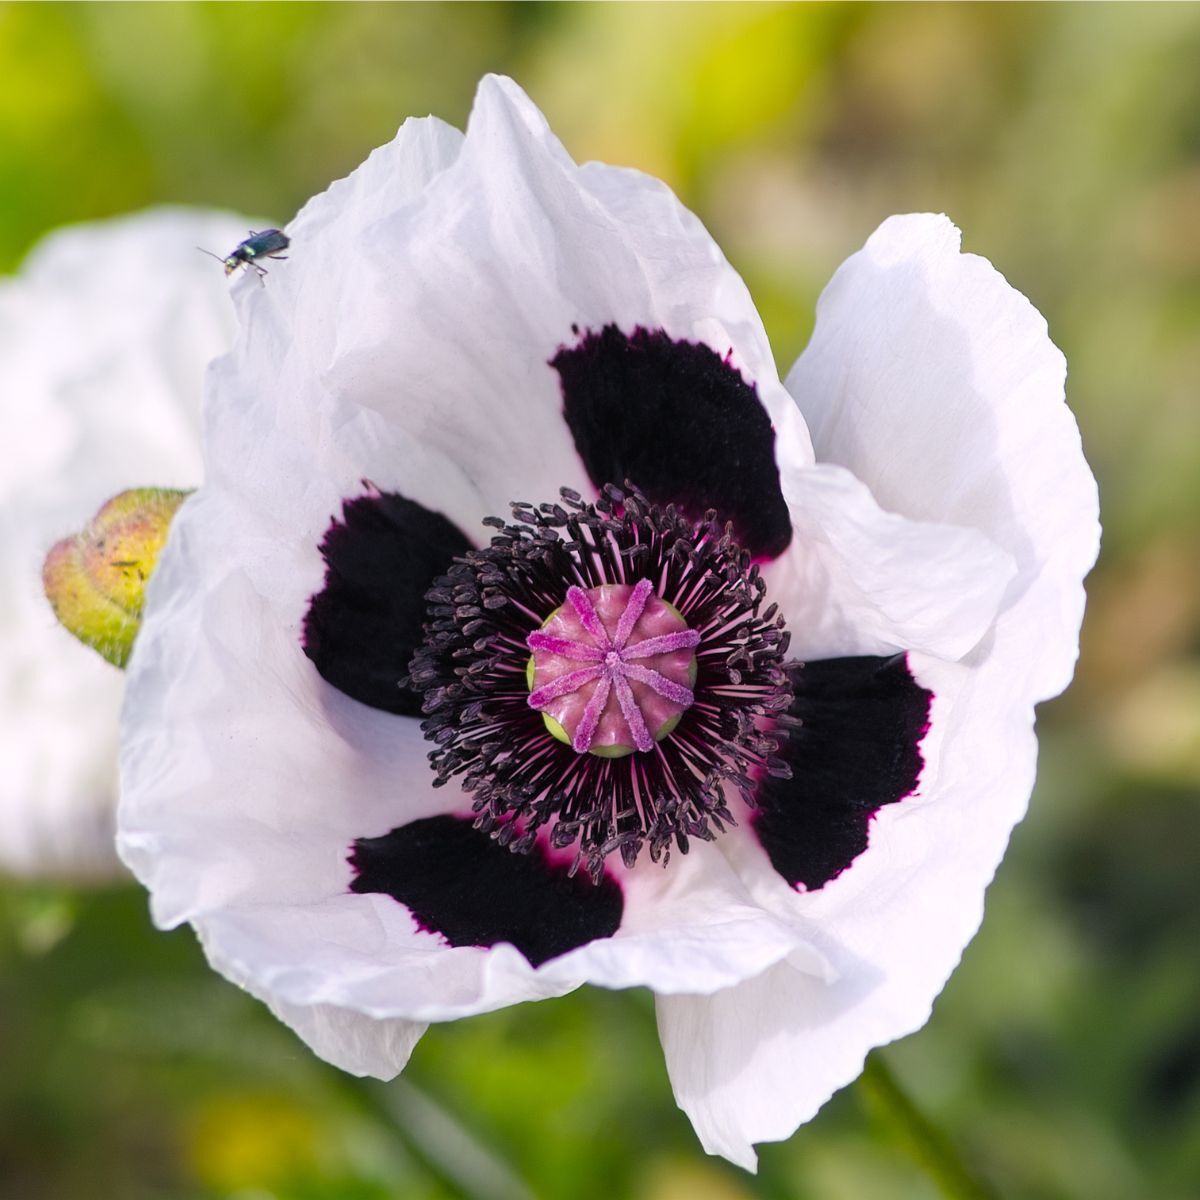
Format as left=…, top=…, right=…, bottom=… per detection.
left=855, top=654, right=934, bottom=841
left=752, top=651, right=934, bottom=893
left=801, top=651, right=931, bottom=893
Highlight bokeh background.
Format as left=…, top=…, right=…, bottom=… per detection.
left=2, top=3, right=1198, bottom=1198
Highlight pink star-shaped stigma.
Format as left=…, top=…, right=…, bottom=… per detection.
left=526, top=578, right=701, bottom=754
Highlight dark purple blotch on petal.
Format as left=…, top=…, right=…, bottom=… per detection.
left=754, top=654, right=932, bottom=891
left=304, top=489, right=473, bottom=716
left=550, top=325, right=792, bottom=560
left=350, top=815, right=623, bottom=967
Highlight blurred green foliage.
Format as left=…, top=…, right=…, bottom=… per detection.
left=2, top=3, right=1199, bottom=1198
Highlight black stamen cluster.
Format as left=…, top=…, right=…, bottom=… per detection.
left=405, top=484, right=793, bottom=881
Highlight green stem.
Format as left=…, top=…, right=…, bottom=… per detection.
left=858, top=1053, right=998, bottom=1200
left=336, top=1073, right=537, bottom=1200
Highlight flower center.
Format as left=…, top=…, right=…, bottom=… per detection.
left=526, top=580, right=700, bottom=756
left=407, top=484, right=793, bottom=879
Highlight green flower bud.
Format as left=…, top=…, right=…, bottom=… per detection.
left=42, top=487, right=190, bottom=668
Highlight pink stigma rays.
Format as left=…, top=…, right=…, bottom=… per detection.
left=527, top=579, right=700, bottom=755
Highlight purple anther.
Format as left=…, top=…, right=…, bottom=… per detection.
left=525, top=581, right=700, bottom=755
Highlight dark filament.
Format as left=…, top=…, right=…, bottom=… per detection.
left=406, top=484, right=793, bottom=881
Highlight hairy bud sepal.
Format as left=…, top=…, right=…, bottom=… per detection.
left=42, top=487, right=190, bottom=669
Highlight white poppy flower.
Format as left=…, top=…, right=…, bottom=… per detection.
left=0, top=208, right=250, bottom=881
left=117, top=77, right=1099, bottom=1167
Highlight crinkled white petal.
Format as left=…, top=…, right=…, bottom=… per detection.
left=540, top=842, right=826, bottom=998
left=786, top=213, right=1100, bottom=703
left=263, top=995, right=426, bottom=1079
left=764, top=462, right=1016, bottom=662
left=190, top=843, right=819, bottom=1029
left=660, top=651, right=1030, bottom=1169
left=205, top=75, right=810, bottom=550
left=657, top=952, right=869, bottom=1172
left=121, top=491, right=570, bottom=1021
left=196, top=922, right=427, bottom=1078
left=658, top=216, right=1099, bottom=1167
left=0, top=208, right=247, bottom=881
